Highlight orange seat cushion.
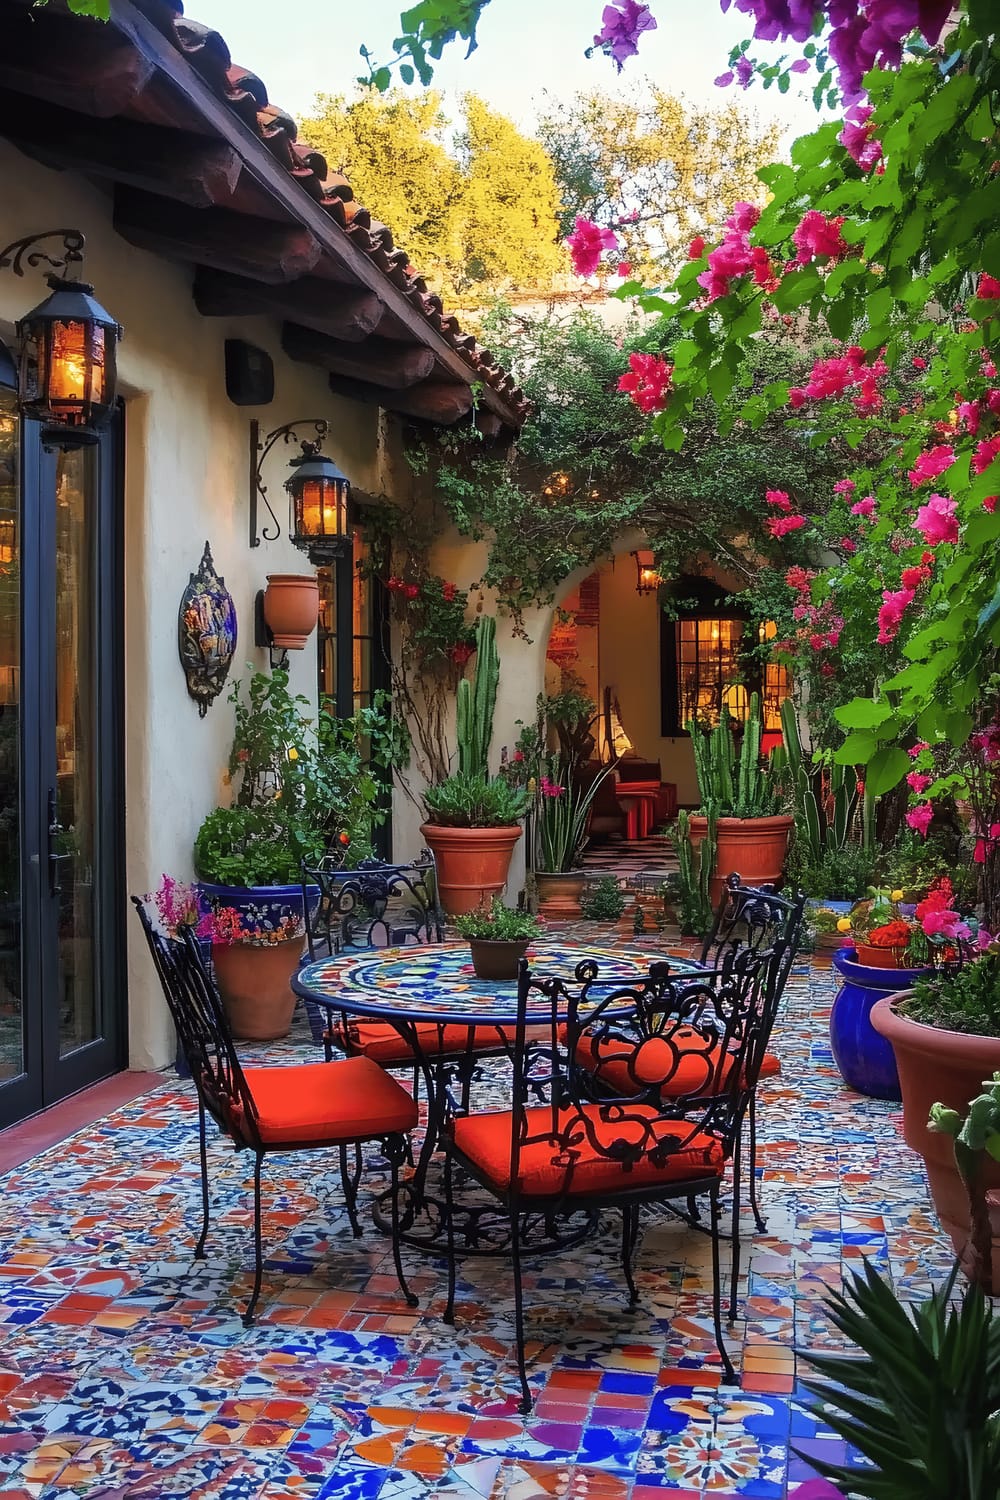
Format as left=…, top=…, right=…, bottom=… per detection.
left=242, top=1057, right=418, bottom=1146
left=332, top=1020, right=547, bottom=1065
left=574, top=1031, right=781, bottom=1099
left=450, top=1103, right=724, bottom=1197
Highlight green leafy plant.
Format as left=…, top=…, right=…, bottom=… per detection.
left=689, top=692, right=780, bottom=819
left=423, top=772, right=529, bottom=828
left=532, top=752, right=615, bottom=873
left=579, top=875, right=626, bottom=922
left=903, top=955, right=1000, bottom=1041
left=772, top=697, right=865, bottom=870
left=453, top=897, right=541, bottom=942
left=193, top=668, right=407, bottom=887
left=672, top=807, right=716, bottom=937
left=788, top=841, right=878, bottom=901
left=799, top=1262, right=1000, bottom=1500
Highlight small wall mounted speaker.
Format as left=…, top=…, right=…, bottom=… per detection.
left=224, top=340, right=274, bottom=407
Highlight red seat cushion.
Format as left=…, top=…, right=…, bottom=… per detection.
left=332, top=1020, right=547, bottom=1065
left=450, top=1103, right=724, bottom=1197
left=574, top=1031, right=781, bottom=1099
left=242, top=1057, right=418, bottom=1146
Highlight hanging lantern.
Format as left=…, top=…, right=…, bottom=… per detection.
left=286, top=442, right=350, bottom=563
left=16, top=274, right=121, bottom=447
left=632, top=549, right=662, bottom=595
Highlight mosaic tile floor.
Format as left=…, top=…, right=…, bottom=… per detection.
left=0, top=936, right=953, bottom=1499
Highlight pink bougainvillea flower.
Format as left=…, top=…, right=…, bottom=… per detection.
left=731, top=202, right=761, bottom=233
left=566, top=216, right=619, bottom=277
left=900, top=564, right=931, bottom=590
left=985, top=496, right=998, bottom=513
left=914, top=492, right=959, bottom=546
left=688, top=236, right=706, bottom=259
left=907, top=443, right=955, bottom=486
left=792, top=210, right=848, bottom=265
left=976, top=272, right=1000, bottom=299
left=808, top=632, right=826, bottom=651
left=908, top=741, right=929, bottom=759
left=833, top=478, right=856, bottom=496
left=617, top=351, right=673, bottom=413
left=839, top=105, right=883, bottom=172
left=907, top=771, right=932, bottom=794
left=972, top=434, right=1000, bottom=475
left=850, top=495, right=876, bottom=518
left=840, top=536, right=857, bottom=553
left=788, top=387, right=807, bottom=408
left=785, top=564, right=814, bottom=592
left=906, top=801, right=935, bottom=837
left=922, top=907, right=966, bottom=940
left=592, top=0, right=657, bottom=70
left=617, top=260, right=633, bottom=277
left=766, top=488, right=792, bottom=510
left=957, top=400, right=981, bottom=435
left=877, top=586, right=915, bottom=644
left=912, top=356, right=927, bottom=370
left=766, top=513, right=807, bottom=538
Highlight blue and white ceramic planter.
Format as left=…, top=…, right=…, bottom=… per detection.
left=829, top=947, right=930, bottom=1101
left=197, top=880, right=318, bottom=934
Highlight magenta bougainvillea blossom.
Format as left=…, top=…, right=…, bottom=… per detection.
left=839, top=105, right=883, bottom=172
left=592, top=0, right=657, bottom=70
left=565, top=216, right=619, bottom=277
left=788, top=345, right=886, bottom=414
left=695, top=202, right=777, bottom=301
left=877, top=585, right=915, bottom=645
left=850, top=495, right=876, bottom=518
left=906, top=443, right=955, bottom=486
left=792, top=210, right=848, bottom=265
left=617, top=352, right=673, bottom=413
left=914, top=492, right=959, bottom=546
left=906, top=800, right=935, bottom=836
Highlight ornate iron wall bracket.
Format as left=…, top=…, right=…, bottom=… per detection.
left=249, top=417, right=329, bottom=548
left=0, top=229, right=86, bottom=280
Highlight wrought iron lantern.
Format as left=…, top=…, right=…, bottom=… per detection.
left=1, top=230, right=122, bottom=448
left=632, top=549, right=662, bottom=595
left=250, top=419, right=351, bottom=563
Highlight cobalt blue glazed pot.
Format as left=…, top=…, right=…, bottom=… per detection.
left=829, top=947, right=930, bottom=1100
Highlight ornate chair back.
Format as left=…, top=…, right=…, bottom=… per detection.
left=699, top=875, right=807, bottom=998
left=505, top=942, right=785, bottom=1197
left=132, top=896, right=262, bottom=1151
left=302, top=851, right=444, bottom=959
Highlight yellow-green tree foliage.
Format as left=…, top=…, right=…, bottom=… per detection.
left=301, top=89, right=563, bottom=300
left=537, top=85, right=781, bottom=280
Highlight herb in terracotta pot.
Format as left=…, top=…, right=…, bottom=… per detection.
left=454, top=898, right=541, bottom=981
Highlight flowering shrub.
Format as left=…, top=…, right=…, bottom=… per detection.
left=149, top=877, right=303, bottom=946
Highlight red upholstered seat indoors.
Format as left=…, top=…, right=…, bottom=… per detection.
left=242, top=1057, right=417, bottom=1146
left=450, top=1103, right=724, bottom=1197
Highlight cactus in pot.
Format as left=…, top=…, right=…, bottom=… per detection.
left=456, top=615, right=498, bottom=778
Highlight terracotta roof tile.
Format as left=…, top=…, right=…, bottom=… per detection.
left=151, top=0, right=527, bottom=423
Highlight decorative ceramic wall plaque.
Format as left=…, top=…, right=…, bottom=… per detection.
left=178, top=542, right=237, bottom=717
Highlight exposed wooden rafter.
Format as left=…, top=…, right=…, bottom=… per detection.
left=328, top=375, right=473, bottom=425
left=192, top=267, right=382, bottom=343
left=281, top=325, right=436, bottom=390
left=113, top=186, right=322, bottom=284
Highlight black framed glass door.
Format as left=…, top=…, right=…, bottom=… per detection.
left=0, top=378, right=125, bottom=1129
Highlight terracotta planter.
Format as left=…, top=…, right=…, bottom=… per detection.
left=467, top=937, right=530, bottom=981
left=534, top=870, right=586, bottom=918
left=212, top=934, right=304, bottom=1040
left=420, top=822, right=522, bottom=916
left=853, top=941, right=910, bottom=969
left=688, top=813, right=793, bottom=907
left=872, top=995, right=1000, bottom=1291
left=263, top=574, right=319, bottom=649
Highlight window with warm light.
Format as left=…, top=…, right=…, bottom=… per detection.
left=659, top=579, right=791, bottom=735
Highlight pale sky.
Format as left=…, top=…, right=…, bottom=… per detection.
left=195, top=0, right=826, bottom=144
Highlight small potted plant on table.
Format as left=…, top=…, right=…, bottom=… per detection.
left=454, top=897, right=542, bottom=981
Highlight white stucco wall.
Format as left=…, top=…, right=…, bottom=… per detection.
left=0, top=142, right=389, bottom=1072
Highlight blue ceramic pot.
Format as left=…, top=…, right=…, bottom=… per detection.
left=197, top=880, right=318, bottom=931
left=830, top=947, right=929, bottom=1100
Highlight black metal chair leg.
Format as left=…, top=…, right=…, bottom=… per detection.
left=709, top=1187, right=736, bottom=1384
left=388, top=1138, right=418, bottom=1308
left=443, top=1146, right=457, bottom=1325
left=748, top=1094, right=766, bottom=1232
left=621, top=1206, right=639, bottom=1306
left=729, top=1128, right=743, bottom=1326
left=686, top=1193, right=700, bottom=1223
left=243, top=1152, right=265, bottom=1327
left=510, top=1210, right=532, bottom=1415
left=339, top=1142, right=363, bottom=1238
left=195, top=1099, right=210, bottom=1259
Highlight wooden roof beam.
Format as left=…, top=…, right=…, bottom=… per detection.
left=282, top=324, right=436, bottom=389
left=328, top=374, right=473, bottom=425
left=193, top=267, right=381, bottom=343
left=113, top=186, right=322, bottom=284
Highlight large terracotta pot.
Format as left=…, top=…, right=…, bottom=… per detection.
left=872, top=994, right=1000, bottom=1291
left=263, top=574, right=319, bottom=649
left=467, top=938, right=530, bottom=981
left=212, top=935, right=303, bottom=1040
left=688, top=813, right=793, bottom=907
left=853, top=941, right=910, bottom=969
left=534, top=870, right=586, bottom=918
left=420, top=822, right=522, bottom=916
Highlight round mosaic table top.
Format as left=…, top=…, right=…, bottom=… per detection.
left=292, top=940, right=699, bottom=1026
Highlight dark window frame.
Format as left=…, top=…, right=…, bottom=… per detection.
left=659, top=576, right=787, bottom=736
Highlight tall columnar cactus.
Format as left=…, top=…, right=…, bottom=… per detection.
left=777, top=696, right=860, bottom=858
left=673, top=806, right=716, bottom=936
left=688, top=693, right=775, bottom=818
left=456, top=615, right=499, bottom=778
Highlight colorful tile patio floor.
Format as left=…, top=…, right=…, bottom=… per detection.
left=0, top=933, right=952, bottom=1499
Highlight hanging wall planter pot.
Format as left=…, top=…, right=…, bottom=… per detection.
left=262, top=574, right=319, bottom=649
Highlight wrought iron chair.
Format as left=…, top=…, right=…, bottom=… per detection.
left=440, top=944, right=784, bottom=1410
left=132, top=896, right=418, bottom=1325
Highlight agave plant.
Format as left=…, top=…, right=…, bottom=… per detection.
left=799, top=1262, right=1000, bottom=1499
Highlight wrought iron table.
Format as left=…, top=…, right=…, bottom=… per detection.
left=291, top=940, right=699, bottom=1253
